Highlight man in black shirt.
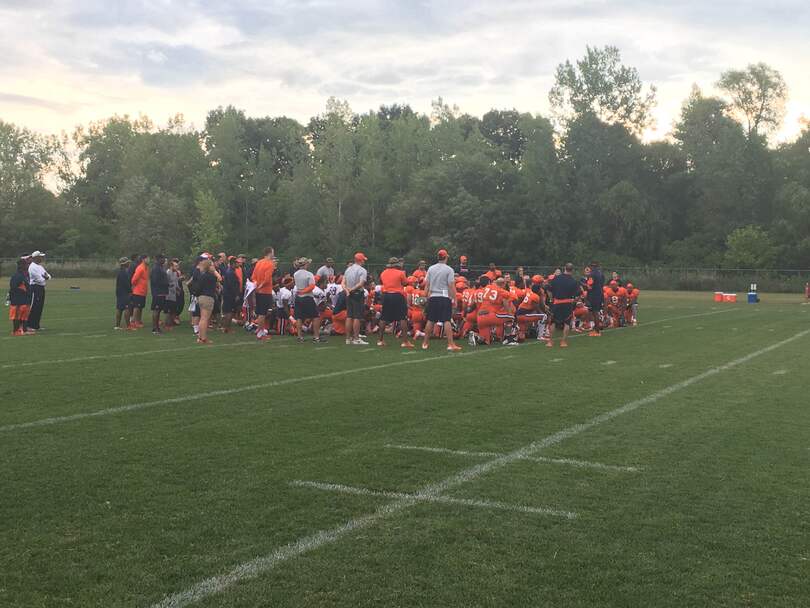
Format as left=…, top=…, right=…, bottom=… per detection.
left=586, top=261, right=606, bottom=336
left=547, top=262, right=579, bottom=348
left=149, top=254, right=169, bottom=334
left=115, top=257, right=131, bottom=330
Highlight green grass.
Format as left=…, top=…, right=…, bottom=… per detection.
left=1, top=279, right=809, bottom=607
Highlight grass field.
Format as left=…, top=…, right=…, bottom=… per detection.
left=1, top=279, right=809, bottom=607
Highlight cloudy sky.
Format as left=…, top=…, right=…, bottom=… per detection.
left=1, top=0, right=808, bottom=141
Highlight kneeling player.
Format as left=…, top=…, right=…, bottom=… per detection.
left=476, top=277, right=516, bottom=345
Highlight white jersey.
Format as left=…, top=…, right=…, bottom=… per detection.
left=312, top=286, right=326, bottom=307
left=324, top=283, right=341, bottom=307
left=275, top=287, right=292, bottom=310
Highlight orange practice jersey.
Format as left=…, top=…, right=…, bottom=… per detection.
left=479, top=286, right=512, bottom=314
left=251, top=259, right=276, bottom=294
left=518, top=290, right=541, bottom=311
left=380, top=268, right=407, bottom=294
left=131, top=262, right=149, bottom=296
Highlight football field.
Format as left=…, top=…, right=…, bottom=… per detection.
left=2, top=280, right=809, bottom=607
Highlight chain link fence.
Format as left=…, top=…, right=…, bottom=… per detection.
left=2, top=258, right=809, bottom=293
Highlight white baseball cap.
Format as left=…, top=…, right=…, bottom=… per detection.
left=30, top=250, right=46, bottom=257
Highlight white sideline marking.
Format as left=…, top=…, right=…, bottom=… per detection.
left=773, top=369, right=789, bottom=375
left=290, top=480, right=576, bottom=519
left=550, top=358, right=564, bottom=363
left=501, top=354, right=516, bottom=360
left=402, top=351, right=418, bottom=355
left=0, top=341, right=264, bottom=370
left=659, top=363, right=674, bottom=369
left=360, top=348, right=376, bottom=352
left=602, top=360, right=617, bottom=366
left=149, top=328, right=810, bottom=608
left=385, top=444, right=640, bottom=472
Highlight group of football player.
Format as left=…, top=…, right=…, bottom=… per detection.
left=245, top=256, right=640, bottom=349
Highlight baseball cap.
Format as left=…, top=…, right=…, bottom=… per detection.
left=387, top=256, right=399, bottom=266
left=354, top=252, right=367, bottom=262
left=460, top=255, right=468, bottom=262
left=326, top=257, right=334, bottom=263
left=437, top=248, right=448, bottom=258
left=30, top=250, right=46, bottom=257
left=118, top=257, right=130, bottom=264
left=531, top=274, right=543, bottom=284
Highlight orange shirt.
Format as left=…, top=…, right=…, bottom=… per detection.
left=479, top=286, right=511, bottom=314
left=627, top=288, right=639, bottom=303
left=251, top=259, right=276, bottom=294
left=608, top=287, right=628, bottom=305
left=462, top=288, right=477, bottom=311
left=412, top=268, right=427, bottom=281
left=518, top=290, right=541, bottom=311
left=131, top=262, right=148, bottom=296
left=380, top=268, right=408, bottom=295
left=405, top=286, right=425, bottom=309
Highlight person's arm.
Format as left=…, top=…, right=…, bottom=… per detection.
left=298, top=275, right=316, bottom=294
left=448, top=279, right=456, bottom=302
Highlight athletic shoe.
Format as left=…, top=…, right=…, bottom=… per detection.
left=113, top=326, right=121, bottom=331
left=297, top=337, right=305, bottom=343
left=560, top=341, right=569, bottom=348
left=401, top=341, right=415, bottom=349
left=24, top=328, right=37, bottom=335
left=11, top=329, right=23, bottom=337
left=313, top=337, right=327, bottom=344
left=546, top=341, right=553, bottom=348
left=359, top=334, right=367, bottom=339
left=504, top=339, right=520, bottom=347
left=377, top=340, right=386, bottom=347
left=447, top=345, right=462, bottom=352
left=196, top=338, right=213, bottom=345
left=421, top=342, right=429, bottom=350
left=414, top=331, right=425, bottom=339
left=588, top=331, right=601, bottom=337
left=468, top=332, right=477, bottom=346
left=345, top=338, right=352, bottom=345
left=352, top=338, right=369, bottom=345
left=152, top=328, right=162, bottom=335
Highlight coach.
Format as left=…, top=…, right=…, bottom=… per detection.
left=421, top=249, right=461, bottom=352
left=27, top=250, right=51, bottom=331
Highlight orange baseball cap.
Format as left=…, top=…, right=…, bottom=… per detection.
left=437, top=248, right=448, bottom=258
left=354, top=252, right=367, bottom=262
left=531, top=274, right=543, bottom=284
left=460, top=255, right=468, bottom=262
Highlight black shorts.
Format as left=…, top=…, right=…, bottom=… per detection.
left=294, top=296, right=318, bottom=320
left=255, top=293, right=274, bottom=316
left=116, top=295, right=130, bottom=311
left=164, top=299, right=178, bottom=315
left=151, top=295, right=166, bottom=311
left=426, top=296, right=452, bottom=323
left=381, top=293, right=407, bottom=322
left=130, top=294, right=146, bottom=309
left=347, top=290, right=365, bottom=320
left=551, top=304, right=574, bottom=329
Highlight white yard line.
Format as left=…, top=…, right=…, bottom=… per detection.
left=772, top=369, right=789, bottom=375
left=658, top=363, right=674, bottom=369
left=602, top=360, right=617, bottom=366
left=290, top=480, right=576, bottom=519
left=147, top=328, right=810, bottom=608
left=384, top=444, right=640, bottom=472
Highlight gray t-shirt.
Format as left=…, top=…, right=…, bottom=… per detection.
left=293, top=269, right=316, bottom=298
left=316, top=265, right=335, bottom=280
left=343, top=264, right=367, bottom=292
left=426, top=262, right=455, bottom=298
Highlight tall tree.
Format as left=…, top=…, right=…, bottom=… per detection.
left=549, top=45, right=656, bottom=134
left=717, top=63, right=787, bottom=138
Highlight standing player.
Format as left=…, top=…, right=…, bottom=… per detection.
left=585, top=261, right=605, bottom=337
left=8, top=259, right=31, bottom=336
left=128, top=255, right=149, bottom=329
left=342, top=252, right=369, bottom=345
left=547, top=263, right=580, bottom=348
left=149, top=254, right=169, bottom=335
left=251, top=247, right=276, bottom=341
left=114, top=257, right=131, bottom=330
left=378, top=257, right=413, bottom=348
left=293, top=257, right=325, bottom=343
left=422, top=249, right=462, bottom=351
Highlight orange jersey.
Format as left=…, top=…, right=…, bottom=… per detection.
left=405, top=286, right=426, bottom=310
left=131, top=262, right=149, bottom=296
left=626, top=288, right=639, bottom=303
left=461, top=288, right=477, bottom=311
left=518, top=290, right=541, bottom=312
left=607, top=287, right=628, bottom=306
left=412, top=269, right=426, bottom=281
left=380, top=268, right=407, bottom=294
left=251, top=259, right=276, bottom=294
left=479, top=286, right=512, bottom=314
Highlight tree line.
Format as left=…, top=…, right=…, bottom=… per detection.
left=1, top=46, right=808, bottom=270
